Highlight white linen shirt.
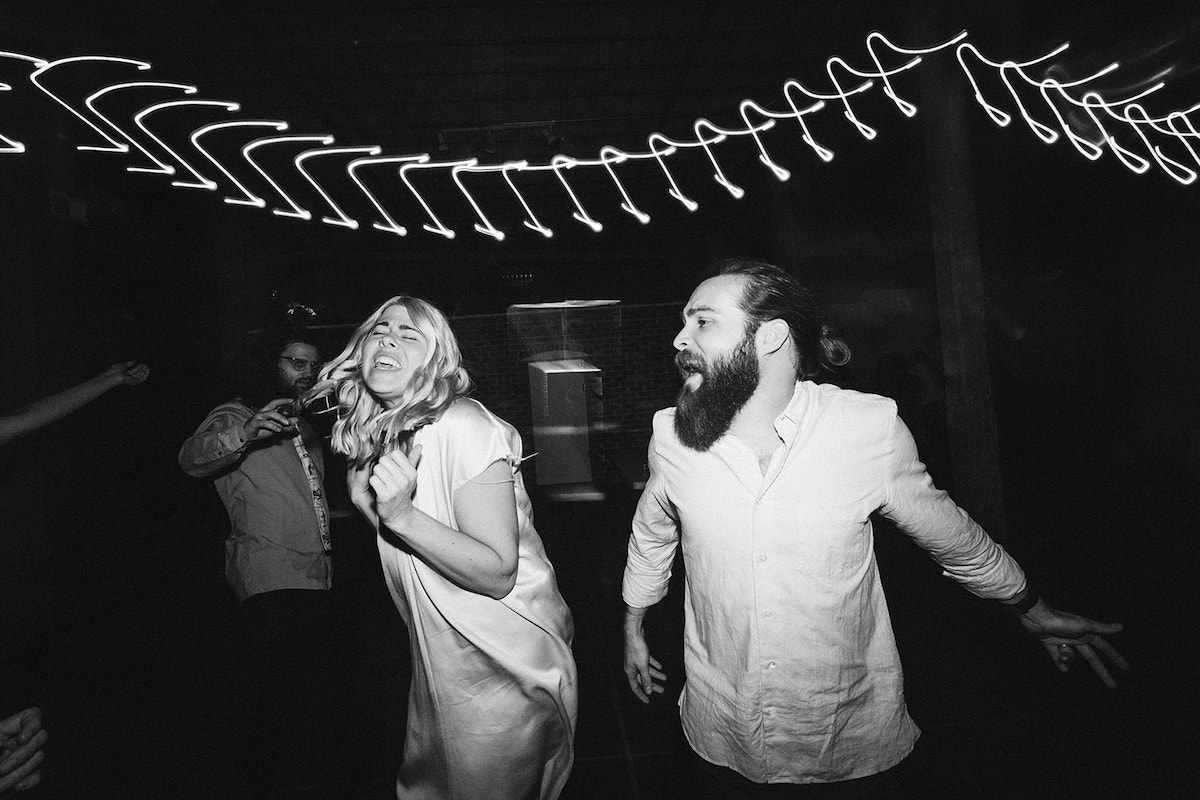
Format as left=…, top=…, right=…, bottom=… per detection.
left=622, top=381, right=1027, bottom=784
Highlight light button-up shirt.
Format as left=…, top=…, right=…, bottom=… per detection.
left=623, top=381, right=1026, bottom=784
left=179, top=400, right=332, bottom=601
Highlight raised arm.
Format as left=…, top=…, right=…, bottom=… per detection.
left=178, top=398, right=299, bottom=478
left=0, top=361, right=149, bottom=448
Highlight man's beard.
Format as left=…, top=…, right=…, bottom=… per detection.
left=673, top=334, right=759, bottom=451
left=278, top=368, right=314, bottom=398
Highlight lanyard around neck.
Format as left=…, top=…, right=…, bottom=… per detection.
left=290, top=430, right=332, bottom=552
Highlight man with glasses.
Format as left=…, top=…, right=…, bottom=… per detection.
left=179, top=332, right=340, bottom=799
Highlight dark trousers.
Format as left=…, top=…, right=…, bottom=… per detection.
left=692, top=751, right=899, bottom=800
left=235, top=588, right=346, bottom=800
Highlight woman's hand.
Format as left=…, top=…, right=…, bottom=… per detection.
left=0, top=706, right=47, bottom=793
left=370, top=444, right=423, bottom=529
left=348, top=461, right=375, bottom=519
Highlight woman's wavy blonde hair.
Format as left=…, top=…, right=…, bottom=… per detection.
left=311, top=295, right=472, bottom=467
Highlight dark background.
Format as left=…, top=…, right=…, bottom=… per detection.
left=2, top=1, right=1197, bottom=797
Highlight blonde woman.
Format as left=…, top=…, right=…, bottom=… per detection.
left=315, top=296, right=577, bottom=800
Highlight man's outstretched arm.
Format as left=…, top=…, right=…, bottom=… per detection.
left=883, top=414, right=1129, bottom=688
left=1002, top=586, right=1129, bottom=688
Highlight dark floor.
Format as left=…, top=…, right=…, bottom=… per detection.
left=12, top=458, right=1198, bottom=799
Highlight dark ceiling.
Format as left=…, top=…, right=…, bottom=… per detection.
left=15, top=1, right=1185, bottom=148
left=4, top=1, right=1200, bottom=316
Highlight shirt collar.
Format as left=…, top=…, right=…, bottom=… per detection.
left=773, top=381, right=807, bottom=445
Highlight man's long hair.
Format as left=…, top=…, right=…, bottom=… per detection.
left=712, top=257, right=851, bottom=379
left=313, top=296, right=472, bottom=468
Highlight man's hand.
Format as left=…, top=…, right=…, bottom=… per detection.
left=623, top=607, right=667, bottom=704
left=370, top=445, right=423, bottom=530
left=242, top=398, right=300, bottom=442
left=0, top=706, right=47, bottom=793
left=1018, top=600, right=1130, bottom=688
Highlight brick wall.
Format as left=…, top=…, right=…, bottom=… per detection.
left=296, top=302, right=683, bottom=488
left=452, top=303, right=682, bottom=487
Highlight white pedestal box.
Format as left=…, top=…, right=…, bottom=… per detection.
left=527, top=358, right=602, bottom=487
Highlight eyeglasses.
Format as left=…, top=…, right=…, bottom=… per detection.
left=279, top=356, right=318, bottom=373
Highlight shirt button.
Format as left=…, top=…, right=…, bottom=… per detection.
left=759, top=554, right=767, bottom=562
left=765, top=707, right=776, bottom=716
left=764, top=610, right=773, bottom=618
left=766, top=661, right=776, bottom=669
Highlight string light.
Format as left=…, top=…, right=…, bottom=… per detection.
left=598, top=145, right=653, bottom=224
left=347, top=153, right=431, bottom=237
left=4, top=29, right=1200, bottom=243
left=500, top=160, right=554, bottom=237
left=1, top=50, right=47, bottom=153
left=189, top=119, right=289, bottom=206
left=395, top=156, right=467, bottom=238
left=131, top=99, right=241, bottom=188
left=445, top=161, right=503, bottom=239
left=241, top=134, right=337, bottom=218
left=28, top=56, right=153, bottom=153
left=864, top=31, right=963, bottom=118
left=550, top=154, right=605, bottom=231
left=293, top=145, right=383, bottom=228
left=0, top=80, right=20, bottom=153
left=81, top=82, right=200, bottom=172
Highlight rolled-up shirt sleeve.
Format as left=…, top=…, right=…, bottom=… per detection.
left=880, top=414, right=1026, bottom=599
left=622, top=434, right=681, bottom=608
left=178, top=402, right=252, bottom=478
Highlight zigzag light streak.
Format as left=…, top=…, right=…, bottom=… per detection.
left=551, top=154, right=607, bottom=231
left=0, top=80, right=21, bottom=153
left=4, top=30, right=1200, bottom=243
left=500, top=160, right=554, bottom=236
left=645, top=133, right=696, bottom=211
left=85, top=81, right=199, bottom=171
left=28, top=56, right=152, bottom=153
left=1035, top=70, right=1122, bottom=156
left=133, top=99, right=241, bottom=188
left=293, top=145, right=382, bottom=228
left=349, top=153, right=431, bottom=237
left=241, top=133, right=336, bottom=218
left=1159, top=111, right=1200, bottom=182
left=190, top=119, right=289, bottom=207
left=1124, top=103, right=1195, bottom=183
left=451, top=161, right=517, bottom=241
left=1, top=50, right=47, bottom=153
left=598, top=145, right=654, bottom=224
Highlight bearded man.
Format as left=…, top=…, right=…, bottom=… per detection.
left=179, top=330, right=342, bottom=799
left=622, top=257, right=1128, bottom=799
